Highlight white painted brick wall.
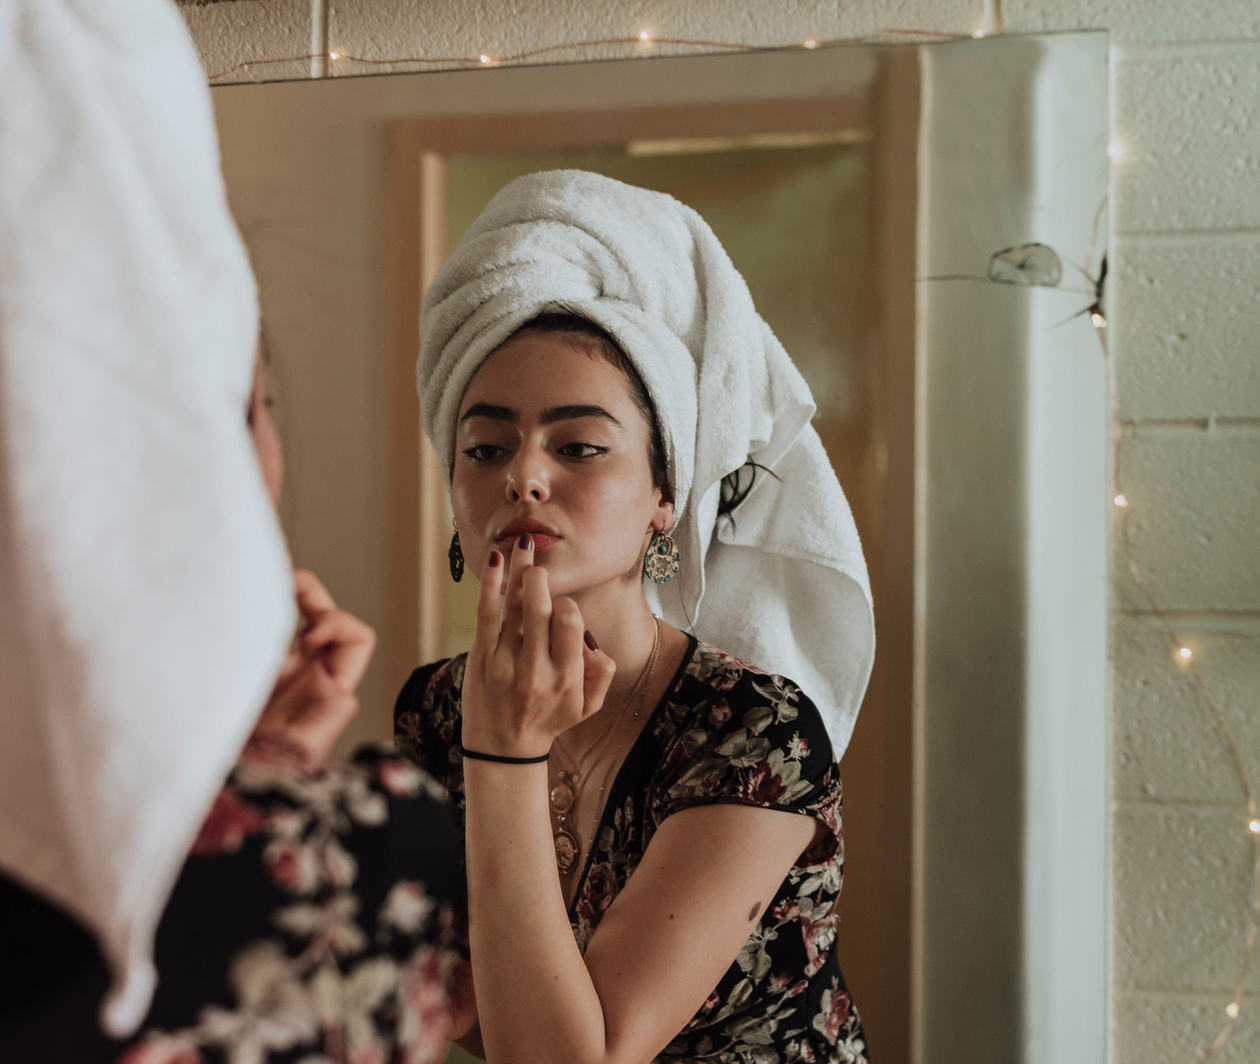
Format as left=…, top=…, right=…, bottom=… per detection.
left=182, top=1, right=1260, bottom=1060
left=1113, top=48, right=1260, bottom=233
left=1113, top=805, right=1259, bottom=991
left=1113, top=433, right=1260, bottom=610
left=1114, top=236, right=1260, bottom=420
left=1006, top=0, right=1260, bottom=1055
left=1115, top=996, right=1260, bottom=1064
left=1006, top=1, right=1260, bottom=46
left=180, top=0, right=315, bottom=82
left=1115, top=619, right=1260, bottom=802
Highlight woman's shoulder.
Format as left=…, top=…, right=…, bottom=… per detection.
left=394, top=655, right=468, bottom=780
left=395, top=655, right=467, bottom=715
left=680, top=640, right=832, bottom=751
left=652, top=639, right=838, bottom=821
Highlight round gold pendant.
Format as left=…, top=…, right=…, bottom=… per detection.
left=553, top=827, right=579, bottom=873
left=549, top=777, right=576, bottom=814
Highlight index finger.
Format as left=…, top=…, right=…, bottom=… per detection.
left=471, top=549, right=506, bottom=660
left=293, top=568, right=337, bottom=614
left=500, top=534, right=536, bottom=646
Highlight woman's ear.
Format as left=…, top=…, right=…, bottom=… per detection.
left=652, top=494, right=675, bottom=534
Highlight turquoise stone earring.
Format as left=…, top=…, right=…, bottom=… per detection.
left=643, top=530, right=681, bottom=583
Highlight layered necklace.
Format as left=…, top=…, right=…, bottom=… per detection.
left=548, top=615, right=663, bottom=875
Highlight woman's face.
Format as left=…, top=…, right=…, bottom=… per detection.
left=247, top=357, right=284, bottom=507
left=451, top=332, right=673, bottom=598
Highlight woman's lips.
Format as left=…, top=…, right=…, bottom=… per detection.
left=493, top=521, right=562, bottom=553
left=495, top=532, right=561, bottom=553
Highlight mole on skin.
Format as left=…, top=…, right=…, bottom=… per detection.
left=747, top=902, right=761, bottom=922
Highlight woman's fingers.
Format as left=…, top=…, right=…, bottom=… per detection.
left=499, top=535, right=536, bottom=649
left=520, top=566, right=553, bottom=672
left=554, top=599, right=612, bottom=723
left=576, top=623, right=617, bottom=720
left=300, top=609, right=376, bottom=691
left=470, top=549, right=505, bottom=662
left=293, top=567, right=337, bottom=617
left=549, top=596, right=584, bottom=676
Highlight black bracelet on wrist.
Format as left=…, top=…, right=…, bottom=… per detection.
left=459, top=744, right=549, bottom=764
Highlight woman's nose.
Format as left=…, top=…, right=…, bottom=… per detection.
left=505, top=449, right=549, bottom=503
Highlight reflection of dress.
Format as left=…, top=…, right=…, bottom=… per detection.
left=395, top=636, right=870, bottom=1063
left=0, top=741, right=465, bottom=1064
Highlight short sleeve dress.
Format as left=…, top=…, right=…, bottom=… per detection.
left=394, top=635, right=870, bottom=1064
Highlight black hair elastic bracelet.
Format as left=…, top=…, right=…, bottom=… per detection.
left=459, top=744, right=549, bottom=764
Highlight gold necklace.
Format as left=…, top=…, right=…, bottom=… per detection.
left=549, top=616, right=662, bottom=874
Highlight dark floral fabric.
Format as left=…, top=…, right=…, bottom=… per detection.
left=394, top=637, right=869, bottom=1064
left=0, top=740, right=466, bottom=1064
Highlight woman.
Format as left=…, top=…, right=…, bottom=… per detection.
left=3, top=357, right=472, bottom=1063
left=0, top=4, right=467, bottom=1060
left=395, top=170, right=876, bottom=1063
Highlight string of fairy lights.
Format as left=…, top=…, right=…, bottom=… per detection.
left=205, top=29, right=974, bottom=84
left=1097, top=294, right=1260, bottom=1058
left=202, top=22, right=1257, bottom=1059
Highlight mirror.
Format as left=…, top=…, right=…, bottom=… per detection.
left=213, top=32, right=1108, bottom=1064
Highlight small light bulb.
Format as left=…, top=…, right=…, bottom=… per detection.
left=802, top=38, right=819, bottom=49
left=479, top=54, right=492, bottom=65
left=1226, top=1002, right=1240, bottom=1020
left=1178, top=647, right=1193, bottom=661
left=1248, top=818, right=1260, bottom=835
left=1108, top=141, right=1124, bottom=160
left=1090, top=311, right=1107, bottom=329
left=328, top=50, right=341, bottom=61
left=639, top=30, right=651, bottom=43
left=972, top=29, right=986, bottom=39
left=1113, top=494, right=1129, bottom=508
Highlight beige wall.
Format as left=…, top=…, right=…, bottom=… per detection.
left=184, top=3, right=1260, bottom=1063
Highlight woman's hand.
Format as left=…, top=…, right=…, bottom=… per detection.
left=460, top=537, right=615, bottom=759
left=252, top=568, right=376, bottom=765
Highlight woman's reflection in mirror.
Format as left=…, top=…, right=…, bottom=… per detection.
left=395, top=169, right=875, bottom=1063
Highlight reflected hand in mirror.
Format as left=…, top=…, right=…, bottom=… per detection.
left=251, top=567, right=376, bottom=765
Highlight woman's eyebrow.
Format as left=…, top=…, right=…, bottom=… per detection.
left=540, top=404, right=621, bottom=427
left=459, top=402, right=622, bottom=427
left=460, top=403, right=515, bottom=423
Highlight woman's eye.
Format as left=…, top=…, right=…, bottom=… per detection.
left=461, top=444, right=505, bottom=462
left=557, top=442, right=606, bottom=459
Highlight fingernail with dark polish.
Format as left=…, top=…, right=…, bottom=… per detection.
left=518, top=533, right=533, bottom=550
left=488, top=550, right=502, bottom=568
left=584, top=630, right=599, bottom=652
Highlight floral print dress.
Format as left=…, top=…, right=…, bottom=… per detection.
left=395, top=636, right=870, bottom=1064
left=0, top=740, right=466, bottom=1064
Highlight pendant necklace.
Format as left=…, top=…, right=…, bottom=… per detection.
left=549, top=615, right=662, bottom=875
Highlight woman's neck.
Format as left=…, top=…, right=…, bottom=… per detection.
left=568, top=579, right=660, bottom=709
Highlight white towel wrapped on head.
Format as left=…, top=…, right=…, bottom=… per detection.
left=0, top=0, right=293, bottom=1035
left=419, top=169, right=874, bottom=755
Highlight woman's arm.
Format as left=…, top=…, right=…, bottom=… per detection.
left=467, top=773, right=814, bottom=1064
left=460, top=543, right=818, bottom=1064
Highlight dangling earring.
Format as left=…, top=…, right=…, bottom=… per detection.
left=448, top=529, right=465, bottom=583
left=643, top=529, right=681, bottom=583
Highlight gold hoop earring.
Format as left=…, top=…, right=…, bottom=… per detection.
left=643, top=530, right=680, bottom=584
